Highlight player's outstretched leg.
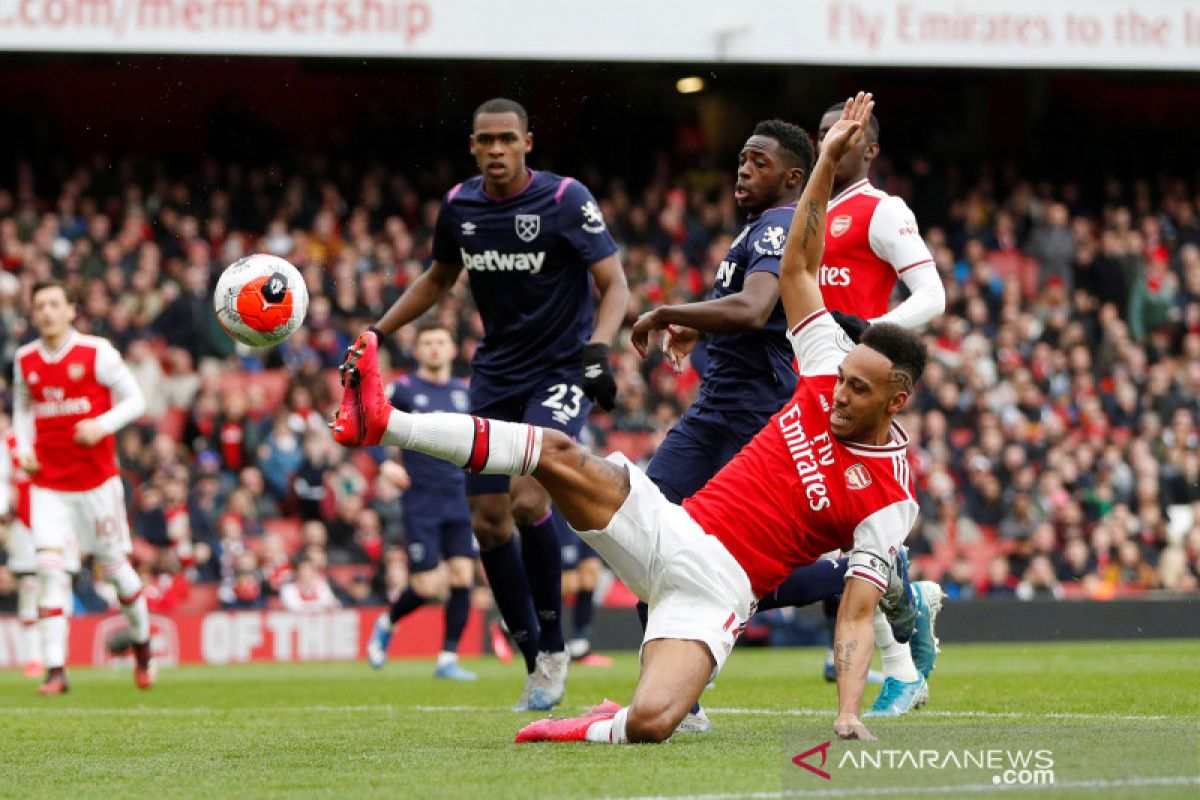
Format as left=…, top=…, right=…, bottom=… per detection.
left=333, top=330, right=632, bottom=709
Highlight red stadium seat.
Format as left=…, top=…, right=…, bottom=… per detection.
left=176, top=583, right=220, bottom=615
left=603, top=431, right=655, bottom=462
left=263, top=517, right=303, bottom=553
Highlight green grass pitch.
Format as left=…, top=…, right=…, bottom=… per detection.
left=1, top=640, right=1197, bottom=799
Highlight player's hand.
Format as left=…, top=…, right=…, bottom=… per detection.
left=380, top=460, right=412, bottom=490
left=581, top=343, right=618, bottom=411
left=830, top=311, right=871, bottom=344
left=18, top=452, right=40, bottom=474
left=833, top=714, right=877, bottom=741
left=630, top=310, right=668, bottom=359
left=73, top=419, right=107, bottom=447
left=663, top=324, right=700, bottom=374
left=822, top=92, right=874, bottom=163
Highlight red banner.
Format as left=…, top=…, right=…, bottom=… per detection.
left=0, top=606, right=484, bottom=668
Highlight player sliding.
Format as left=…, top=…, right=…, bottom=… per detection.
left=335, top=93, right=910, bottom=742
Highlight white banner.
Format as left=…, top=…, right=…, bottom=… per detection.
left=0, top=0, right=1198, bottom=68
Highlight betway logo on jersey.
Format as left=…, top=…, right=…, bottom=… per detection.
left=818, top=264, right=852, bottom=287
left=460, top=248, right=546, bottom=274
left=777, top=403, right=835, bottom=511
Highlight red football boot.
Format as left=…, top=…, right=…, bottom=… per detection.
left=589, top=699, right=622, bottom=714
left=515, top=709, right=616, bottom=743
left=37, top=668, right=69, bottom=696
left=133, top=641, right=156, bottom=689
left=332, top=331, right=389, bottom=448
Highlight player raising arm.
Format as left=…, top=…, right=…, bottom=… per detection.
left=333, top=93, right=918, bottom=742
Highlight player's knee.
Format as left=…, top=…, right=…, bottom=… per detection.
left=471, top=515, right=512, bottom=549
left=409, top=570, right=445, bottom=599
left=536, top=430, right=578, bottom=468
left=626, top=696, right=683, bottom=743
left=509, top=488, right=550, bottom=526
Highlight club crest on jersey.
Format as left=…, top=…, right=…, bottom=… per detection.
left=451, top=390, right=469, bottom=412
left=68, top=363, right=85, bottom=381
left=27, top=371, right=39, bottom=385
left=753, top=225, right=787, bottom=256
left=514, top=214, right=541, bottom=243
left=831, top=215, right=852, bottom=237
left=581, top=201, right=607, bottom=233
left=845, top=463, right=872, bottom=491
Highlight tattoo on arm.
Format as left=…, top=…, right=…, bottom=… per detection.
left=835, top=639, right=859, bottom=673
left=800, top=201, right=821, bottom=251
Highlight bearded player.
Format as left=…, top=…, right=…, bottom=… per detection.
left=335, top=93, right=915, bottom=742
left=364, top=98, right=628, bottom=710
left=753, top=100, right=947, bottom=718
left=13, top=280, right=151, bottom=694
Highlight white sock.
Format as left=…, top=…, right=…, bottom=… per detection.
left=383, top=410, right=543, bottom=476
left=874, top=607, right=919, bottom=682
left=105, top=560, right=150, bottom=644
left=436, top=651, right=457, bottom=668
left=18, top=575, right=40, bottom=663
left=37, top=559, right=70, bottom=669
left=585, top=706, right=629, bottom=744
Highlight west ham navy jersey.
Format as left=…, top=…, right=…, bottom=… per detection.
left=387, top=374, right=472, bottom=491
left=697, top=205, right=799, bottom=412
left=431, top=171, right=620, bottom=394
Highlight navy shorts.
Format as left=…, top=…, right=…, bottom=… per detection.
left=402, top=490, right=477, bottom=573
left=645, top=404, right=771, bottom=504
left=466, top=365, right=590, bottom=496
left=558, top=522, right=599, bottom=569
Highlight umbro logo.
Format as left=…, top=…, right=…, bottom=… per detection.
left=461, top=221, right=477, bottom=236
left=583, top=364, right=603, bottom=379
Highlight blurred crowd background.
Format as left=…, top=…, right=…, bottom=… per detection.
left=0, top=59, right=1198, bottom=618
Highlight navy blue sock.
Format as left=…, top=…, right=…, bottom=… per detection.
left=443, top=587, right=470, bottom=654
left=480, top=537, right=539, bottom=673
left=573, top=588, right=594, bottom=640
left=518, top=509, right=565, bottom=654
left=636, top=600, right=648, bottom=631
left=388, top=587, right=428, bottom=625
left=756, top=558, right=850, bottom=611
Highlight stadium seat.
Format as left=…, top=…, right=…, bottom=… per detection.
left=603, top=431, right=655, bottom=462
left=263, top=518, right=303, bottom=552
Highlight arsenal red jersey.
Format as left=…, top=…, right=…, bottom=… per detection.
left=683, top=310, right=919, bottom=597
left=1, top=430, right=31, bottom=526
left=14, top=333, right=127, bottom=492
left=819, top=179, right=935, bottom=320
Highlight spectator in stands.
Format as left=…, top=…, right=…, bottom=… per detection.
left=984, top=556, right=1018, bottom=598
left=280, top=558, right=340, bottom=613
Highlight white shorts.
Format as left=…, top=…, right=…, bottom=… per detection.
left=30, top=476, right=131, bottom=566
left=576, top=453, right=756, bottom=679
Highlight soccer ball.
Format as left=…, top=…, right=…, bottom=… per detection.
left=213, top=254, right=308, bottom=348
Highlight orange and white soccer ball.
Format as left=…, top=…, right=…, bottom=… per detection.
left=213, top=254, right=308, bottom=348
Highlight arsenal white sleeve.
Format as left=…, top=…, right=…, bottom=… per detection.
left=867, top=196, right=942, bottom=328
left=787, top=310, right=855, bottom=378
left=0, top=438, right=11, bottom=517
left=94, top=341, right=146, bottom=434
left=11, top=362, right=34, bottom=457
left=845, top=500, right=919, bottom=592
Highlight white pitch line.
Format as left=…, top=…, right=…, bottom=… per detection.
left=614, top=775, right=1200, bottom=800
left=0, top=705, right=1177, bottom=723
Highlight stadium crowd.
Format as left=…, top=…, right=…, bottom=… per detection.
left=1, top=148, right=1198, bottom=618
